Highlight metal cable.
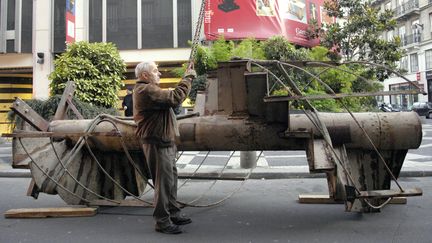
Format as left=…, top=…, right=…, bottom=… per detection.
left=279, top=61, right=404, bottom=191
left=18, top=138, right=90, bottom=204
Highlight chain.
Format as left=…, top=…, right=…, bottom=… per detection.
left=188, top=0, right=207, bottom=69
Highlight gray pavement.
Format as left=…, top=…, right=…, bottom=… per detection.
left=1, top=177, right=431, bottom=243
left=0, top=117, right=431, bottom=179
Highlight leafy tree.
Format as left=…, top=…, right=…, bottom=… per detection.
left=49, top=41, right=126, bottom=108
left=307, top=0, right=403, bottom=80
left=211, top=36, right=234, bottom=62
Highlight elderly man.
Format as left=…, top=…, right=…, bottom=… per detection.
left=133, top=61, right=196, bottom=234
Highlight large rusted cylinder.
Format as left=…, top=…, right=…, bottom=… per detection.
left=48, top=112, right=422, bottom=151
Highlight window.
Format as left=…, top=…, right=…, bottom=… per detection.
left=385, top=1, right=392, bottom=10
left=89, top=0, right=103, bottom=43
left=142, top=0, right=173, bottom=48
left=0, top=0, right=32, bottom=53
left=53, top=0, right=66, bottom=53
left=107, top=0, right=137, bottom=49
left=386, top=30, right=394, bottom=41
left=178, top=0, right=192, bottom=48
left=399, top=26, right=406, bottom=45
left=400, top=55, right=409, bottom=71
left=426, top=49, right=432, bottom=70
left=87, top=1, right=188, bottom=50
left=410, top=53, right=419, bottom=73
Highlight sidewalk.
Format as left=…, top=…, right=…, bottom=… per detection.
left=1, top=150, right=432, bottom=179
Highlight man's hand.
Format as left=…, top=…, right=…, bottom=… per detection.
left=183, top=69, right=197, bottom=79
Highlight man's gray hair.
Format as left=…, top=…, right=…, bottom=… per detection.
left=135, top=61, right=155, bottom=78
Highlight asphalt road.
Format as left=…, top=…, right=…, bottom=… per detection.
left=1, top=177, right=431, bottom=243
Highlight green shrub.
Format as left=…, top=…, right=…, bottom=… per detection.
left=8, top=95, right=119, bottom=129
left=49, top=41, right=126, bottom=108
left=232, top=38, right=266, bottom=59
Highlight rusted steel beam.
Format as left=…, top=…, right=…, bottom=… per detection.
left=3, top=131, right=121, bottom=138
left=264, top=90, right=422, bottom=102
left=11, top=98, right=49, bottom=132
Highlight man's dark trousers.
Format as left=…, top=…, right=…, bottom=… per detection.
left=142, top=144, right=181, bottom=227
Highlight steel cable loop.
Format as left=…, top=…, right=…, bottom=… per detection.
left=251, top=60, right=404, bottom=209
left=48, top=137, right=121, bottom=204
left=176, top=151, right=211, bottom=191
left=95, top=115, right=154, bottom=188
left=278, top=61, right=404, bottom=192
left=363, top=197, right=393, bottom=210
left=250, top=62, right=362, bottom=194
left=17, top=137, right=91, bottom=204
left=182, top=151, right=236, bottom=205
left=178, top=151, right=263, bottom=208
left=80, top=118, right=153, bottom=205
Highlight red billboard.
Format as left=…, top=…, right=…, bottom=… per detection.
left=204, top=0, right=333, bottom=47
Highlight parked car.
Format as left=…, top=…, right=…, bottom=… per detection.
left=411, top=102, right=432, bottom=118
left=379, top=103, right=400, bottom=112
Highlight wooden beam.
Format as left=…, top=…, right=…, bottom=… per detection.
left=10, top=98, right=49, bottom=131
left=4, top=207, right=97, bottom=218
left=358, top=188, right=422, bottom=199
left=298, top=194, right=407, bottom=204
left=53, top=81, right=77, bottom=120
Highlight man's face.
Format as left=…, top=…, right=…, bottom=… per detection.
left=143, top=62, right=161, bottom=84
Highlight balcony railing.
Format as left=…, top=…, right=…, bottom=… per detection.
left=395, top=0, right=419, bottom=17
left=402, top=33, right=422, bottom=46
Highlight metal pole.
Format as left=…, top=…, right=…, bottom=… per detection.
left=240, top=151, right=256, bottom=169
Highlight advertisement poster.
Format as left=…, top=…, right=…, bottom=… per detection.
left=205, top=0, right=332, bottom=47
left=66, top=0, right=76, bottom=43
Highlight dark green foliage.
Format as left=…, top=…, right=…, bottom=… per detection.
left=8, top=95, right=119, bottom=128
left=189, top=75, right=208, bottom=103
left=49, top=41, right=126, bottom=108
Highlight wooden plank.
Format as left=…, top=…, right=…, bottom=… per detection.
left=10, top=98, right=49, bottom=131
left=298, top=195, right=407, bottom=204
left=4, top=207, right=97, bottom=218
left=53, top=81, right=76, bottom=120
left=358, top=188, right=422, bottom=198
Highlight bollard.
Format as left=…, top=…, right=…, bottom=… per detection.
left=240, top=151, right=257, bottom=169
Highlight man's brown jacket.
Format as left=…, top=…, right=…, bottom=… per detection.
left=133, top=77, right=192, bottom=146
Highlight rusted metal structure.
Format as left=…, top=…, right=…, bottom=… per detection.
left=5, top=60, right=424, bottom=212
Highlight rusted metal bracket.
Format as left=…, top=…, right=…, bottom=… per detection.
left=11, top=98, right=49, bottom=132
left=53, top=81, right=83, bottom=120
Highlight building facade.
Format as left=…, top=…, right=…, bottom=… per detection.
left=0, top=0, right=202, bottom=132
left=373, top=0, right=432, bottom=109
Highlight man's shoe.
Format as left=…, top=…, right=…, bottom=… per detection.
left=155, top=224, right=182, bottom=234
left=171, top=216, right=192, bottom=225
